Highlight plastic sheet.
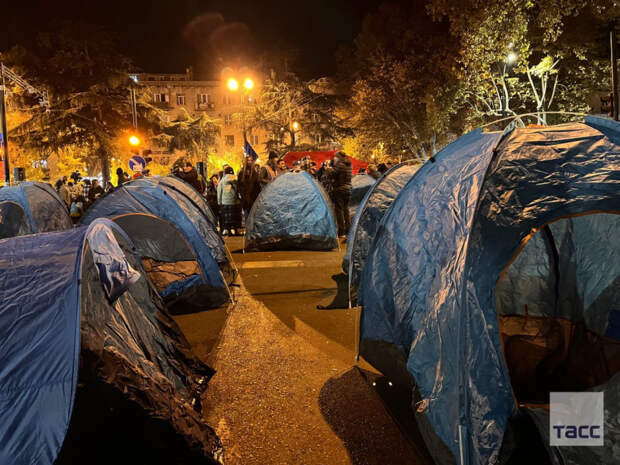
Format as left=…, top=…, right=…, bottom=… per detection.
left=359, top=118, right=620, bottom=465
left=344, top=163, right=419, bottom=305
left=245, top=171, right=338, bottom=251
left=0, top=219, right=221, bottom=464
left=0, top=182, right=72, bottom=238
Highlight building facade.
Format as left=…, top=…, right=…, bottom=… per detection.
left=136, top=68, right=270, bottom=167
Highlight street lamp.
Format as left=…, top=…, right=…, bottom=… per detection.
left=507, top=52, right=517, bottom=64
left=292, top=121, right=300, bottom=131
left=227, top=78, right=239, bottom=91
left=243, top=78, right=254, bottom=90
left=129, top=135, right=140, bottom=146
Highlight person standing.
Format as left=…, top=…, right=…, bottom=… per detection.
left=330, top=151, right=352, bottom=237
left=277, top=158, right=288, bottom=174
left=217, top=166, right=242, bottom=236
left=57, top=179, right=71, bottom=210
left=259, top=151, right=279, bottom=189
left=88, top=179, right=104, bottom=204
left=206, top=175, right=220, bottom=221
left=238, top=155, right=261, bottom=217
left=116, top=167, right=129, bottom=186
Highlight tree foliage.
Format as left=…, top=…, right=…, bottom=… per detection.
left=4, top=22, right=162, bottom=182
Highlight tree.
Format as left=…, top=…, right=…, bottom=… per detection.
left=340, top=2, right=462, bottom=160
left=428, top=0, right=616, bottom=127
left=153, top=110, right=219, bottom=165
left=4, top=22, right=162, bottom=183
left=245, top=72, right=351, bottom=152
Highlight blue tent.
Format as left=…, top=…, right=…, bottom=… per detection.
left=245, top=171, right=338, bottom=251
left=359, top=117, right=620, bottom=465
left=344, top=162, right=419, bottom=306
left=349, top=174, right=376, bottom=218
left=0, top=219, right=220, bottom=465
left=0, top=181, right=72, bottom=238
left=80, top=176, right=231, bottom=310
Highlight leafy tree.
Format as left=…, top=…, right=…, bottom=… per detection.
left=153, top=110, right=219, bottom=165
left=4, top=22, right=162, bottom=183
left=245, top=72, right=351, bottom=152
left=340, top=2, right=462, bottom=160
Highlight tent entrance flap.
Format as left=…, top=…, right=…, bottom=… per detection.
left=496, top=213, right=620, bottom=404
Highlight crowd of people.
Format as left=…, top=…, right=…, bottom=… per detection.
left=54, top=174, right=110, bottom=222
left=52, top=151, right=380, bottom=236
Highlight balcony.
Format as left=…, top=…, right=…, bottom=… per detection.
left=195, top=102, right=216, bottom=111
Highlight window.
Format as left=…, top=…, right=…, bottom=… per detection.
left=176, top=94, right=186, bottom=105
left=313, top=134, right=323, bottom=144
left=154, top=92, right=169, bottom=103
left=223, top=95, right=232, bottom=105
left=224, top=114, right=232, bottom=126
left=225, top=135, right=235, bottom=146
left=197, top=93, right=210, bottom=104
left=251, top=135, right=259, bottom=145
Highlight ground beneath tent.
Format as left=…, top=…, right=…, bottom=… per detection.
left=176, top=237, right=432, bottom=465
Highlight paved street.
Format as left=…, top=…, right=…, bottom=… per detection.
left=175, top=237, right=433, bottom=465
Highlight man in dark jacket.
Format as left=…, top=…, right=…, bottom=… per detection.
left=238, top=155, right=261, bottom=217
left=330, top=151, right=352, bottom=237
left=178, top=162, right=204, bottom=193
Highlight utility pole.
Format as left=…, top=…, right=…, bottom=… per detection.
left=0, top=63, right=49, bottom=185
left=0, top=81, right=9, bottom=185
left=611, top=24, right=619, bottom=121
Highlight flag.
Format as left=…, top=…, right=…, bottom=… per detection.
left=243, top=140, right=258, bottom=161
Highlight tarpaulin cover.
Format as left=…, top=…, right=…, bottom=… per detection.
left=245, top=171, right=338, bottom=251
left=80, top=177, right=229, bottom=305
left=350, top=174, right=376, bottom=209
left=0, top=219, right=221, bottom=465
left=0, top=181, right=72, bottom=238
left=358, top=117, right=620, bottom=465
left=344, top=162, right=419, bottom=305
left=282, top=150, right=369, bottom=174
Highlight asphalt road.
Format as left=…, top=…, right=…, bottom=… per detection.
left=175, top=236, right=432, bottom=465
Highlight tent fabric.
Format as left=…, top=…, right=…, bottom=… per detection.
left=349, top=174, right=376, bottom=217
left=80, top=177, right=230, bottom=308
left=0, top=181, right=72, bottom=238
left=0, top=219, right=221, bottom=465
left=245, top=171, right=338, bottom=251
left=344, top=162, right=419, bottom=305
left=282, top=150, right=369, bottom=174
left=358, top=118, right=620, bottom=465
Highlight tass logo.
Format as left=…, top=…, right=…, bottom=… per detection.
left=550, top=392, right=604, bottom=447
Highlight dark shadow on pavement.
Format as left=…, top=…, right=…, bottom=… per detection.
left=319, top=367, right=434, bottom=465
left=317, top=273, right=350, bottom=309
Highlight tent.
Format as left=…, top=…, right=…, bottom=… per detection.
left=349, top=174, right=377, bottom=218
left=358, top=117, right=620, bottom=465
left=0, top=181, right=72, bottom=238
left=80, top=176, right=232, bottom=311
left=245, top=171, right=338, bottom=251
left=0, top=219, right=222, bottom=465
left=344, top=162, right=419, bottom=306
left=282, top=150, right=369, bottom=174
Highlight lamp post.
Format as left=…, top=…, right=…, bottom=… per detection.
left=226, top=76, right=255, bottom=142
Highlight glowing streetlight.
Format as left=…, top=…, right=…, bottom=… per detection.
left=129, top=135, right=140, bottom=146
left=292, top=121, right=300, bottom=131
left=507, top=52, right=517, bottom=64
left=227, top=78, right=239, bottom=91
left=243, top=78, right=254, bottom=90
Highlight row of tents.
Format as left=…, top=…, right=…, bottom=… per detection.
left=341, top=116, right=620, bottom=465
left=0, top=176, right=232, bottom=464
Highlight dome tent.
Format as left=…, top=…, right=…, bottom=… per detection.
left=349, top=174, right=376, bottom=218
left=0, top=219, right=221, bottom=465
left=358, top=117, right=620, bottom=465
left=245, top=171, right=338, bottom=251
left=343, top=162, right=419, bottom=306
left=0, top=181, right=72, bottom=238
left=80, top=176, right=232, bottom=311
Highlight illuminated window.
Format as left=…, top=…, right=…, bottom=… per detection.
left=176, top=94, right=186, bottom=105
left=224, top=114, right=232, bottom=126
left=225, top=135, right=235, bottom=146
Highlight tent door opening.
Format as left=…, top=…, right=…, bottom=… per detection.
left=496, top=213, right=620, bottom=405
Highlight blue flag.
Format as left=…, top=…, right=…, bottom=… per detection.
left=243, top=140, right=258, bottom=161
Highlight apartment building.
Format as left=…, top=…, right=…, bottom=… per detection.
left=135, top=68, right=268, bottom=165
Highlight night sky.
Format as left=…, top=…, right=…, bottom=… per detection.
left=2, top=0, right=389, bottom=78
